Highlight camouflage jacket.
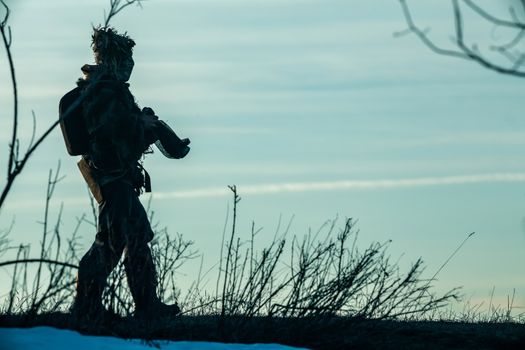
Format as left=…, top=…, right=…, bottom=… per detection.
left=77, top=75, right=155, bottom=189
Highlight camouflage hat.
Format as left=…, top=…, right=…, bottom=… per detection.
left=91, top=26, right=135, bottom=66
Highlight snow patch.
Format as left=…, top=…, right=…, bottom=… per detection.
left=0, top=326, right=308, bottom=350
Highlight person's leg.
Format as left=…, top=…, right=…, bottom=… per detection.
left=73, top=229, right=124, bottom=319
left=123, top=188, right=180, bottom=317
left=73, top=182, right=125, bottom=321
left=123, top=240, right=158, bottom=310
left=124, top=231, right=181, bottom=318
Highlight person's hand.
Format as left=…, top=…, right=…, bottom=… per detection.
left=181, top=138, right=190, bottom=146
left=142, top=112, right=159, bottom=131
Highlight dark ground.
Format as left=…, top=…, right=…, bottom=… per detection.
left=1, top=313, right=524, bottom=349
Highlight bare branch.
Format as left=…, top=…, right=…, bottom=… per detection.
left=26, top=111, right=37, bottom=154
left=452, top=0, right=525, bottom=77
left=396, top=0, right=468, bottom=60
left=0, top=0, right=9, bottom=27
left=0, top=0, right=18, bottom=181
left=491, top=28, right=525, bottom=58
left=397, top=0, right=525, bottom=78
left=463, top=0, right=525, bottom=30
left=104, top=0, right=143, bottom=27
left=0, top=258, right=78, bottom=269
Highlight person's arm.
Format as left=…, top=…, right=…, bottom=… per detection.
left=141, top=107, right=160, bottom=146
left=140, top=107, right=191, bottom=159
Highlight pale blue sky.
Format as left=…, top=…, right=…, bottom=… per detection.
left=1, top=0, right=524, bottom=311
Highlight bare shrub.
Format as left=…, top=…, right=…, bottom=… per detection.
left=207, top=186, right=460, bottom=322
left=0, top=166, right=81, bottom=315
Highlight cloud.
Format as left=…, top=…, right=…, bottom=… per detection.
left=150, top=173, right=525, bottom=199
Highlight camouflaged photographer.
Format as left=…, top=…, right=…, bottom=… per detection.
left=59, top=27, right=190, bottom=322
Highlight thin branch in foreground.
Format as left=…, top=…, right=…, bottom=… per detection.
left=104, top=0, right=144, bottom=27
left=0, top=259, right=78, bottom=269
left=0, top=0, right=19, bottom=181
left=397, top=0, right=525, bottom=78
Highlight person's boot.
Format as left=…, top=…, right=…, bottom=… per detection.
left=124, top=245, right=181, bottom=319
left=134, top=299, right=181, bottom=320
left=71, top=279, right=122, bottom=327
left=72, top=248, right=121, bottom=326
left=71, top=278, right=104, bottom=323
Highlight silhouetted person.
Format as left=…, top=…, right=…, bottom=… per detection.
left=59, top=27, right=190, bottom=322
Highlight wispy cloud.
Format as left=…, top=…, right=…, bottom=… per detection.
left=151, top=173, right=525, bottom=199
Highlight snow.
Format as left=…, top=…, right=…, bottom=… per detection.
left=0, top=327, right=308, bottom=350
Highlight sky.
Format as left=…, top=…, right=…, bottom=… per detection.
left=0, top=0, right=524, bottom=313
left=0, top=326, right=307, bottom=350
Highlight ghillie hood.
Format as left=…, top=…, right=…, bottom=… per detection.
left=91, top=26, right=135, bottom=70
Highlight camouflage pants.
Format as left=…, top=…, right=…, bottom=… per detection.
left=75, top=180, right=157, bottom=313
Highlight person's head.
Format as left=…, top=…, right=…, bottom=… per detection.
left=91, top=27, right=135, bottom=82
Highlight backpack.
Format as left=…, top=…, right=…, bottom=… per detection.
left=59, top=87, right=89, bottom=156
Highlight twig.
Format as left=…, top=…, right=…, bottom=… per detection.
left=0, top=258, right=78, bottom=269
left=397, top=0, right=525, bottom=78
left=221, top=185, right=240, bottom=317
left=430, top=231, right=475, bottom=282
left=104, top=0, right=143, bottom=27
